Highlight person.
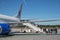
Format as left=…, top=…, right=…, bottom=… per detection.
left=54, top=28, right=57, bottom=34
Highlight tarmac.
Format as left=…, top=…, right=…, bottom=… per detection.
left=0, top=29, right=60, bottom=40
left=0, top=33, right=60, bottom=40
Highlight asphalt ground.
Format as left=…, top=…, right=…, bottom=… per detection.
left=0, top=29, right=60, bottom=40
left=0, top=33, right=60, bottom=40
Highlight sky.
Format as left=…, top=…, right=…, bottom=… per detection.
left=0, top=0, right=60, bottom=25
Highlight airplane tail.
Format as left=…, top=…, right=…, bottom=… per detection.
left=15, top=3, right=23, bottom=19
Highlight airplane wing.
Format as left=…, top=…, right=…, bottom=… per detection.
left=30, top=19, right=60, bottom=22
left=20, top=19, right=60, bottom=23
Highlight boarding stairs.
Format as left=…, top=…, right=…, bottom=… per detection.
left=23, top=22, right=43, bottom=32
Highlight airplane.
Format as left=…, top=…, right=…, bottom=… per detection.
left=0, top=2, right=60, bottom=35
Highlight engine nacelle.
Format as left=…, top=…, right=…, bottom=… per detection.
left=0, top=23, right=11, bottom=35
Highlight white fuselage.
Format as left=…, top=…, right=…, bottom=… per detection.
left=0, top=14, right=20, bottom=23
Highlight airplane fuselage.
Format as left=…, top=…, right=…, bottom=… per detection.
left=0, top=14, right=20, bottom=23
